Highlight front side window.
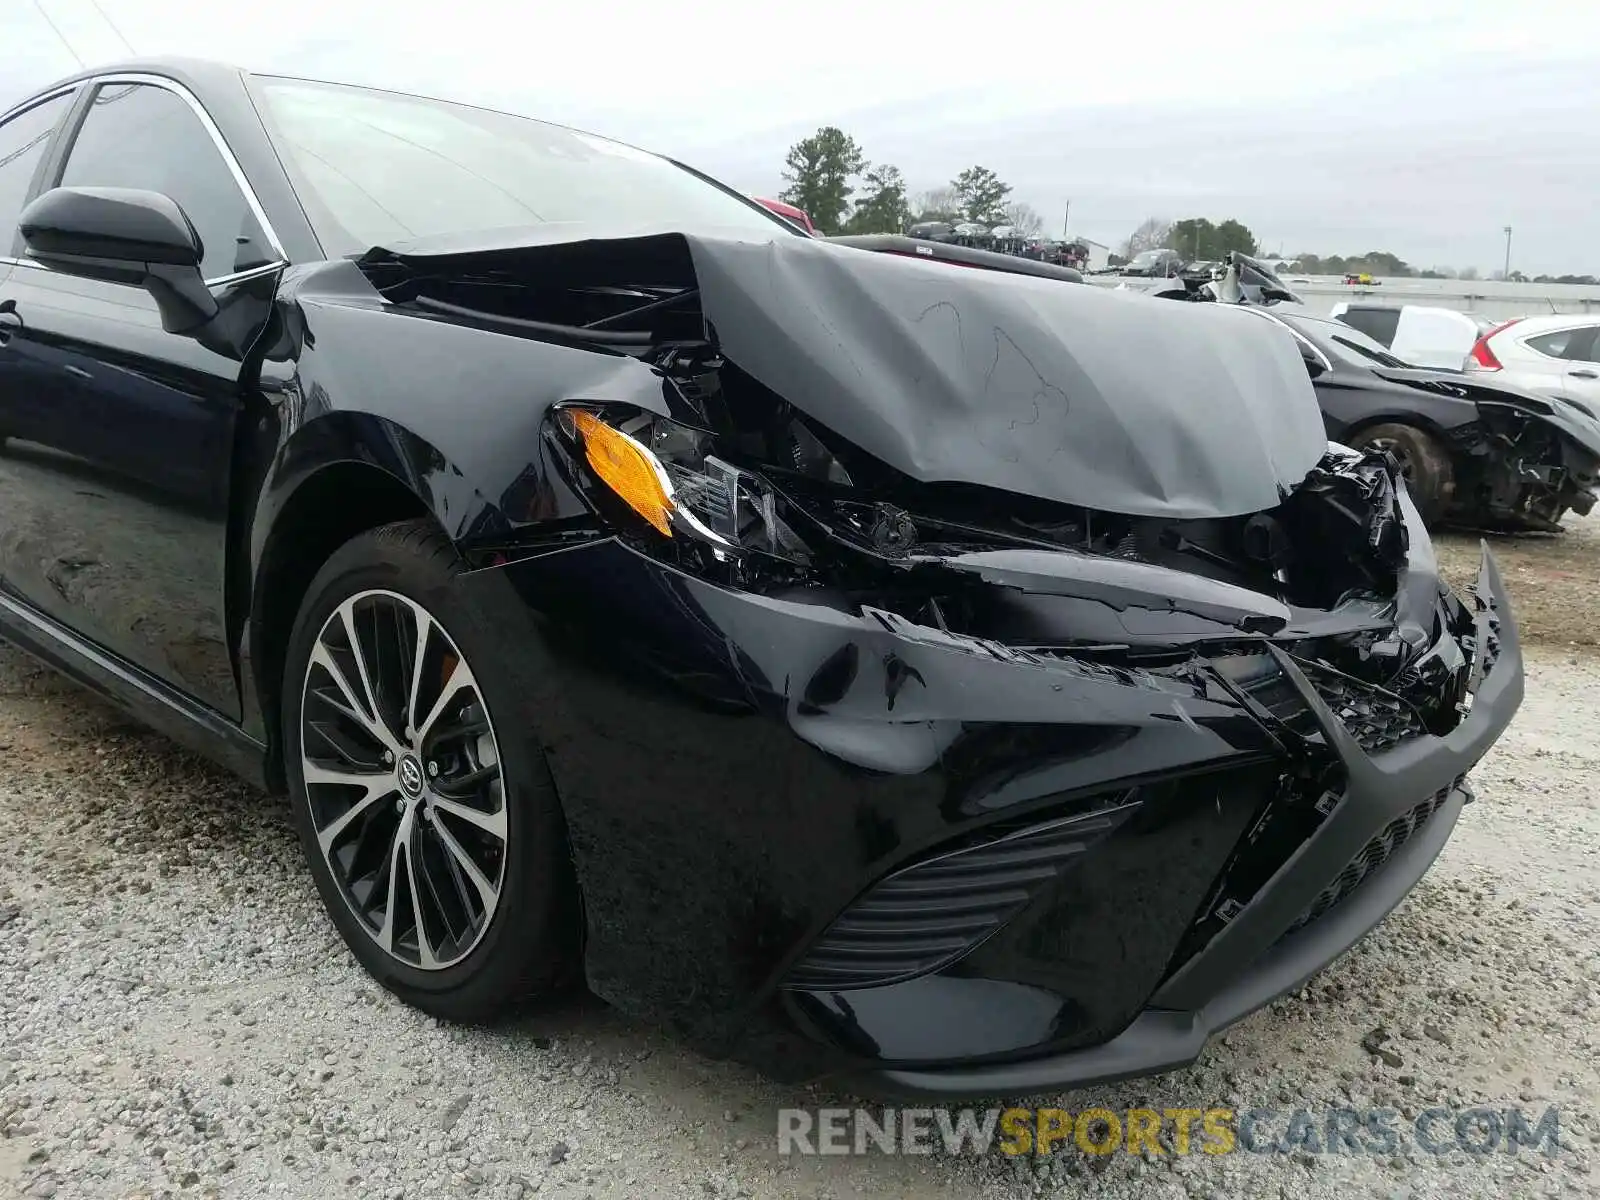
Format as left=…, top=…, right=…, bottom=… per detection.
left=1284, top=315, right=1409, bottom=369
left=248, top=76, right=791, bottom=257
left=59, top=82, right=271, bottom=280
left=0, top=92, right=74, bottom=249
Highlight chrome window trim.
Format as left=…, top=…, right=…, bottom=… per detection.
left=84, top=72, right=288, bottom=265
left=203, top=261, right=284, bottom=287
left=1518, top=322, right=1600, bottom=363
left=0, top=253, right=284, bottom=288
left=0, top=83, right=81, bottom=126
left=22, top=71, right=292, bottom=286
left=0, top=85, right=80, bottom=260
left=0, top=74, right=289, bottom=287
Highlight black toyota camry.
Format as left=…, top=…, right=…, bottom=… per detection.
left=0, top=58, right=1523, bottom=1098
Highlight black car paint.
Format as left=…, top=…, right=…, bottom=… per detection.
left=0, top=59, right=1525, bottom=1098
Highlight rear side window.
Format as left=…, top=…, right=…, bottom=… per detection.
left=0, top=92, right=74, bottom=249
left=1524, top=330, right=1576, bottom=359
left=59, top=82, right=272, bottom=280
left=1566, top=326, right=1600, bottom=364
left=1335, top=306, right=1401, bottom=347
left=1523, top=327, right=1599, bottom=362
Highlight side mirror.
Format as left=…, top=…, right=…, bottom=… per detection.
left=19, top=186, right=219, bottom=335
left=1301, top=346, right=1327, bottom=379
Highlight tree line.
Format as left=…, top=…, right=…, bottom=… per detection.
left=780, top=129, right=1595, bottom=282
left=1120, top=215, right=1593, bottom=282
left=778, top=127, right=1043, bottom=237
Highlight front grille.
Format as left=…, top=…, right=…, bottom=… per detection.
left=782, top=801, right=1136, bottom=992
left=1284, top=786, right=1454, bottom=935
left=1218, top=650, right=1426, bottom=754
left=1298, top=659, right=1427, bottom=753
left=1172, top=651, right=1440, bottom=972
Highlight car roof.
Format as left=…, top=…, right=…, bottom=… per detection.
left=2, top=56, right=249, bottom=117
left=1494, top=313, right=1600, bottom=334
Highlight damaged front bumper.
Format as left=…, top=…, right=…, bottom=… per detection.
left=1450, top=401, right=1600, bottom=529
left=871, top=546, right=1520, bottom=1097
left=465, top=513, right=1520, bottom=1098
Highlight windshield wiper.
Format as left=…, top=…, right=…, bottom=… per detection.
left=411, top=295, right=706, bottom=350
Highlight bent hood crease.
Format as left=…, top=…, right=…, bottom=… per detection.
left=369, top=226, right=1331, bottom=518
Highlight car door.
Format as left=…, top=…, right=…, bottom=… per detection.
left=1551, top=324, right=1600, bottom=407
left=0, top=78, right=282, bottom=719
left=1516, top=324, right=1600, bottom=403
left=0, top=87, right=79, bottom=506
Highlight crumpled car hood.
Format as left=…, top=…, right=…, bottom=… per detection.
left=370, top=224, right=1330, bottom=518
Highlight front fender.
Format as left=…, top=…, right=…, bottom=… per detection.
left=263, top=260, right=678, bottom=546
left=1317, top=384, right=1479, bottom=445
left=251, top=410, right=498, bottom=572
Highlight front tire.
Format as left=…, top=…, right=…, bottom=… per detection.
left=1354, top=422, right=1453, bottom=525
left=282, top=519, right=577, bottom=1021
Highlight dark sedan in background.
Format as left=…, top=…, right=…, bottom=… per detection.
left=0, top=58, right=1521, bottom=1099
left=1146, top=254, right=1600, bottom=531
left=1248, top=307, right=1600, bottom=529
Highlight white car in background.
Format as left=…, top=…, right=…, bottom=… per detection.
left=1463, top=316, right=1600, bottom=413
left=1330, top=302, right=1495, bottom=371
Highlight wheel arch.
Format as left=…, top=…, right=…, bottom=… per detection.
left=242, top=413, right=506, bottom=791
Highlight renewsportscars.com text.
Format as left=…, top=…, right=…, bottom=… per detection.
left=777, top=1105, right=1564, bottom=1158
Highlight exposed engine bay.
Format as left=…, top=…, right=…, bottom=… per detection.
left=1437, top=392, right=1600, bottom=530
left=360, top=235, right=1480, bottom=746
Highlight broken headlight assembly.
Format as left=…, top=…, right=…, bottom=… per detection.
left=551, top=404, right=813, bottom=580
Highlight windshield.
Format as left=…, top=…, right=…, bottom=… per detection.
left=1288, top=315, right=1412, bottom=368
left=249, top=76, right=791, bottom=255
left=1129, top=250, right=1166, bottom=266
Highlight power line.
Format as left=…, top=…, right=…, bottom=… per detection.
left=28, top=0, right=84, bottom=67
left=86, top=0, right=136, bottom=55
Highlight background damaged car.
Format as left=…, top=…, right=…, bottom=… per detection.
left=1153, top=254, right=1600, bottom=531
left=0, top=59, right=1524, bottom=1099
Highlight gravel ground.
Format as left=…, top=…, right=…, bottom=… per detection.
left=1436, top=510, right=1600, bottom=651
left=2, top=520, right=1598, bottom=1200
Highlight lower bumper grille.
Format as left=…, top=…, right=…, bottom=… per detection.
left=1284, top=785, right=1453, bottom=935
left=782, top=799, right=1137, bottom=992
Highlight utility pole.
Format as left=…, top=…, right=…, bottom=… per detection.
left=1062, top=200, right=1071, bottom=239
left=1503, top=226, right=1513, bottom=280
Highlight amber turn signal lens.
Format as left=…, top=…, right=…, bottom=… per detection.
left=571, top=410, right=675, bottom=538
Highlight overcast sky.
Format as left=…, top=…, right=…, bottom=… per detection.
left=3, top=0, right=1596, bottom=275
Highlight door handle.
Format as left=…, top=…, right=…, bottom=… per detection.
left=1570, top=368, right=1598, bottom=380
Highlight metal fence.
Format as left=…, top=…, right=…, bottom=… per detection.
left=1081, top=273, right=1600, bottom=321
